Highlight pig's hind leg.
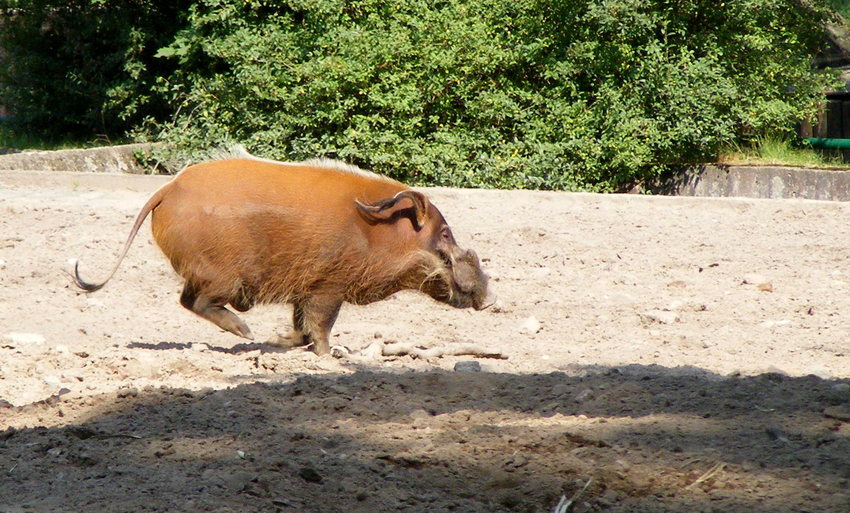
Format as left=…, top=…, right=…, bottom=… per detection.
left=180, top=283, right=254, bottom=340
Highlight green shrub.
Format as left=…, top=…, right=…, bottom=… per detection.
left=829, top=0, right=850, bottom=20
left=1, top=0, right=839, bottom=189
left=0, top=0, right=191, bottom=141
left=142, top=0, right=836, bottom=190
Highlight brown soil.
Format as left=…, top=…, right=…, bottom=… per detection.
left=1, top=169, right=849, bottom=512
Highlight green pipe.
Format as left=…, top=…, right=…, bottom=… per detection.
left=804, top=137, right=850, bottom=149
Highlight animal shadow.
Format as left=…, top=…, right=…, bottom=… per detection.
left=127, top=340, right=293, bottom=355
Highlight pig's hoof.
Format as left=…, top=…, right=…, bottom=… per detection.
left=227, top=321, right=254, bottom=340
left=266, top=331, right=304, bottom=349
left=311, top=342, right=331, bottom=356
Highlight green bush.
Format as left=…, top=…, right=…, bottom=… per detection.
left=141, top=0, right=836, bottom=190
left=0, top=0, right=838, bottom=189
left=0, top=0, right=191, bottom=140
left=829, top=0, right=850, bottom=20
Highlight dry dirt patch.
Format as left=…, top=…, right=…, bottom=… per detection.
left=1, top=170, right=849, bottom=512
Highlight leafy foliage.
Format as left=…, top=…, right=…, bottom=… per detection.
left=0, top=0, right=839, bottom=189
left=828, top=0, right=850, bottom=20
left=0, top=0, right=191, bottom=140
left=142, top=0, right=836, bottom=190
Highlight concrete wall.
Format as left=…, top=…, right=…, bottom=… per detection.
left=650, top=165, right=850, bottom=202
left=0, top=143, right=152, bottom=174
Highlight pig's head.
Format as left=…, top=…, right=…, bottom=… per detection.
left=356, top=190, right=495, bottom=310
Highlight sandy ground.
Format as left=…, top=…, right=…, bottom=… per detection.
left=1, top=169, right=850, bottom=512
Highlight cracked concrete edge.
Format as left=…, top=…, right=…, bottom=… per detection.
left=649, top=164, right=850, bottom=202
left=0, top=143, right=155, bottom=174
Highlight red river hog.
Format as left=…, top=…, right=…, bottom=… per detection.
left=72, top=150, right=495, bottom=355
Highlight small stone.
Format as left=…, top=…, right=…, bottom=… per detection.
left=2, top=332, right=45, bottom=346
left=498, top=492, right=525, bottom=509
left=67, top=452, right=98, bottom=467
left=666, top=300, right=685, bottom=311
left=824, top=405, right=850, bottom=422
left=43, top=375, right=62, bottom=387
left=574, top=389, right=594, bottom=401
left=552, top=383, right=571, bottom=396
left=329, top=384, right=351, bottom=395
left=833, top=383, right=850, bottom=394
left=760, top=320, right=791, bottom=329
left=639, top=310, right=679, bottom=325
left=409, top=408, right=432, bottom=421
left=222, top=471, right=254, bottom=492
left=454, top=361, right=481, bottom=372
left=825, top=384, right=850, bottom=405
left=357, top=341, right=384, bottom=359
left=84, top=297, right=106, bottom=309
left=154, top=446, right=176, bottom=458
left=742, top=274, right=773, bottom=291
left=503, top=454, right=529, bottom=471
left=117, top=387, right=139, bottom=398
left=519, top=316, right=541, bottom=334
left=299, top=467, right=323, bottom=483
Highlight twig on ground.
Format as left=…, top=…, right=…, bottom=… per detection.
left=685, top=462, right=726, bottom=490
left=553, top=478, right=592, bottom=513
left=380, top=342, right=505, bottom=359
left=333, top=341, right=506, bottom=361
left=93, top=433, right=143, bottom=440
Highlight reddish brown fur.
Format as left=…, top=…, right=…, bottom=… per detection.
left=73, top=155, right=493, bottom=355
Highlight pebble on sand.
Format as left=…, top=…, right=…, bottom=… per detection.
left=1, top=332, right=45, bottom=347
left=519, top=316, right=541, bottom=335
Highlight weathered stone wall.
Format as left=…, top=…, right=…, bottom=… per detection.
left=651, top=165, right=850, bottom=202
left=0, top=143, right=153, bottom=174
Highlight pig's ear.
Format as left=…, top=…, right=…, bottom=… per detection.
left=356, top=190, right=429, bottom=230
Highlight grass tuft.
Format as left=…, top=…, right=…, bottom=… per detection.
left=717, top=136, right=850, bottom=169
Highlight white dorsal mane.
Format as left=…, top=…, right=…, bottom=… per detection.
left=227, top=145, right=392, bottom=182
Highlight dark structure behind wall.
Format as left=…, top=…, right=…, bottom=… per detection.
left=801, top=15, right=850, bottom=162
left=800, top=91, right=850, bottom=163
